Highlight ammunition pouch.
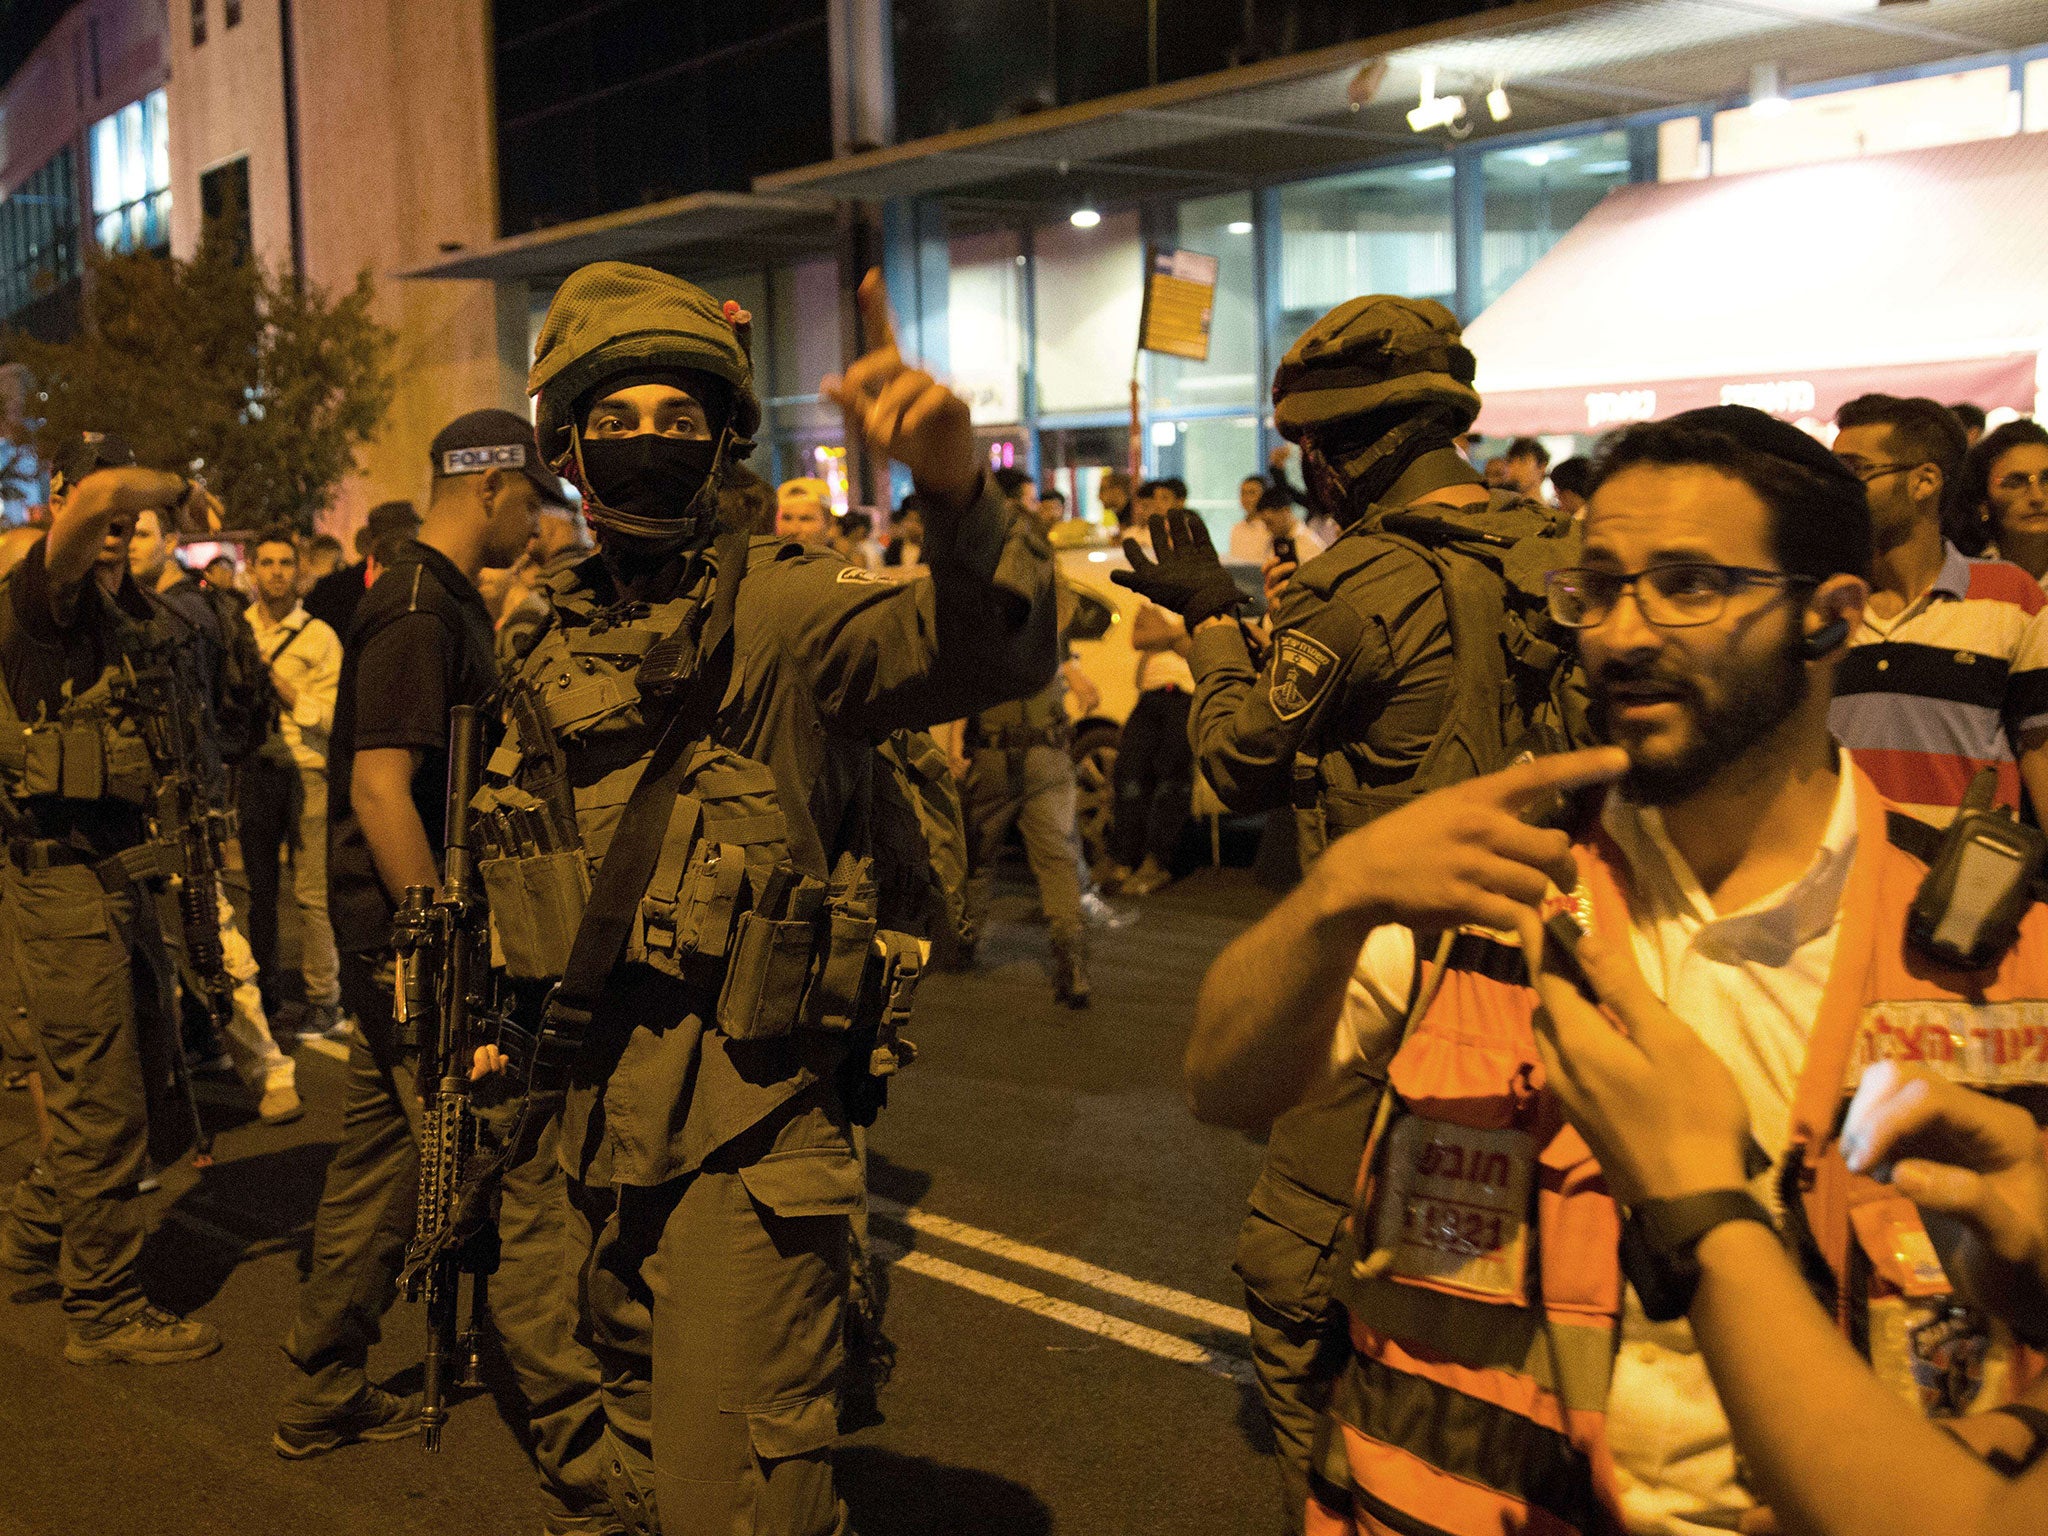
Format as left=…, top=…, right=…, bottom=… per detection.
left=16, top=713, right=153, bottom=807
left=480, top=849, right=592, bottom=981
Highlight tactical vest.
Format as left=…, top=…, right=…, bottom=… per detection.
left=1286, top=491, right=1587, bottom=863
left=472, top=545, right=925, bottom=1112
left=1326, top=770, right=2048, bottom=1536
left=0, top=578, right=160, bottom=817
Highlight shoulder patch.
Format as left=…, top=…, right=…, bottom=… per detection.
left=835, top=565, right=892, bottom=584
left=1268, top=629, right=1342, bottom=721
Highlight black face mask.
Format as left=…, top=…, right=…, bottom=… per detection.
left=577, top=434, right=718, bottom=527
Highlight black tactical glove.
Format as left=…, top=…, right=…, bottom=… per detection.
left=1112, top=511, right=1243, bottom=627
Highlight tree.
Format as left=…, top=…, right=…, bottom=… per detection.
left=1, top=226, right=396, bottom=530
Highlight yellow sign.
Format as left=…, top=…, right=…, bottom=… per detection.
left=1139, top=248, right=1219, bottom=363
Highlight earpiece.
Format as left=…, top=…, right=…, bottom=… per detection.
left=1801, top=617, right=1849, bottom=661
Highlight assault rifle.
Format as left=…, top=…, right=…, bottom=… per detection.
left=118, top=655, right=223, bottom=1169
left=394, top=705, right=497, bottom=1452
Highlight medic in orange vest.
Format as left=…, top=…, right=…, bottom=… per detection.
left=1189, top=406, right=2048, bottom=1536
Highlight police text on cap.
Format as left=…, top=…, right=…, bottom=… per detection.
left=441, top=444, right=528, bottom=475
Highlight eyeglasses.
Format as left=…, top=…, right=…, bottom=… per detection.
left=1545, top=562, right=1816, bottom=630
left=1994, top=469, right=2048, bottom=496
left=1836, top=458, right=1927, bottom=485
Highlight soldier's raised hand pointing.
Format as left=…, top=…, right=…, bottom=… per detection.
left=822, top=269, right=980, bottom=514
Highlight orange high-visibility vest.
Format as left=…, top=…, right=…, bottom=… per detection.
left=1325, top=767, right=2048, bottom=1536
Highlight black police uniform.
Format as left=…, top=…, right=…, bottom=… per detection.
left=278, top=538, right=607, bottom=1528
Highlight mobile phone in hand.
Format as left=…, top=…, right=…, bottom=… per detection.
left=1271, top=535, right=1296, bottom=565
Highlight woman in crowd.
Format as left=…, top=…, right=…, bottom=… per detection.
left=1951, top=418, right=2048, bottom=577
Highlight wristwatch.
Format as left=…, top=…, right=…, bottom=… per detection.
left=1619, top=1189, right=1775, bottom=1323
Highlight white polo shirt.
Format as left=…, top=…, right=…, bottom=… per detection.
left=1335, top=772, right=1859, bottom=1535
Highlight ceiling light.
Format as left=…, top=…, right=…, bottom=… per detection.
left=1410, top=163, right=1456, bottom=181
left=1581, top=159, right=1630, bottom=175
left=1407, top=65, right=1466, bottom=133
left=1070, top=201, right=1101, bottom=229
left=1227, top=220, right=1252, bottom=234
left=1751, top=62, right=1789, bottom=118
left=1486, top=75, right=1511, bottom=123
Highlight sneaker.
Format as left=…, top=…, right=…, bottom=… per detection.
left=1080, top=892, right=1136, bottom=931
left=305, top=1004, right=352, bottom=1041
left=258, top=1084, right=303, bottom=1125
left=273, top=1386, right=425, bottom=1459
left=64, top=1304, right=221, bottom=1365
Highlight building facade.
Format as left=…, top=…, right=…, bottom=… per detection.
left=6, top=1, right=2048, bottom=534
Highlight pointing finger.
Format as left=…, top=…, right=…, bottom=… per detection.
left=857, top=268, right=898, bottom=356
left=1481, top=748, right=1631, bottom=815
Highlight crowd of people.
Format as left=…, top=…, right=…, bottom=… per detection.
left=0, top=257, right=2045, bottom=1536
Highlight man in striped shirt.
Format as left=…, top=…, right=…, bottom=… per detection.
left=1829, top=394, right=2048, bottom=824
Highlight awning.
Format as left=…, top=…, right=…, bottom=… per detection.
left=400, top=191, right=836, bottom=285
left=1467, top=131, right=2048, bottom=437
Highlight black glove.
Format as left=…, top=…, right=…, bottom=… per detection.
left=1111, top=511, right=1243, bottom=628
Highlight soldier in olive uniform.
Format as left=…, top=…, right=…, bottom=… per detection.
left=1116, top=297, right=1579, bottom=1534
left=955, top=576, right=1097, bottom=1006
left=0, top=436, right=220, bottom=1365
left=483, top=263, right=1053, bottom=1536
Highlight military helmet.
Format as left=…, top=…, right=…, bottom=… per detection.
left=1271, top=295, right=1480, bottom=445
left=529, top=262, right=762, bottom=460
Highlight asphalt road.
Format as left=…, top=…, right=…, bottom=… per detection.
left=0, top=864, right=1286, bottom=1536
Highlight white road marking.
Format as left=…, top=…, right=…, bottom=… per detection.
left=872, top=1238, right=1256, bottom=1387
left=869, top=1195, right=1248, bottom=1338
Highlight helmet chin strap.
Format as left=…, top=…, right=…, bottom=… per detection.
left=1314, top=411, right=1473, bottom=529
left=564, top=423, right=749, bottom=549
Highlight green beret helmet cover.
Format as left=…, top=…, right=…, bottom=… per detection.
left=529, top=261, right=762, bottom=459
left=1271, top=295, right=1481, bottom=444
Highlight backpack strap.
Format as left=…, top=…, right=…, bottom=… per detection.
left=263, top=617, right=314, bottom=668
left=529, top=530, right=749, bottom=1074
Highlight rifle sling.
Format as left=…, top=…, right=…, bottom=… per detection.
left=537, top=531, right=748, bottom=1065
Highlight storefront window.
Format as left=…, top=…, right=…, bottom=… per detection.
left=1153, top=415, right=1259, bottom=545
left=949, top=228, right=1025, bottom=425
left=0, top=148, right=81, bottom=321
left=1274, top=161, right=1455, bottom=360
left=90, top=89, right=171, bottom=255
left=1149, top=191, right=1257, bottom=412
left=1032, top=210, right=1143, bottom=415
left=1479, top=131, right=1629, bottom=309
left=1482, top=132, right=1622, bottom=313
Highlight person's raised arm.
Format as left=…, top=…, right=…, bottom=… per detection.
left=798, top=270, right=1056, bottom=732
left=1523, top=924, right=2048, bottom=1536
left=45, top=467, right=187, bottom=607
left=823, top=270, right=984, bottom=558
left=1186, top=748, right=1620, bottom=1132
